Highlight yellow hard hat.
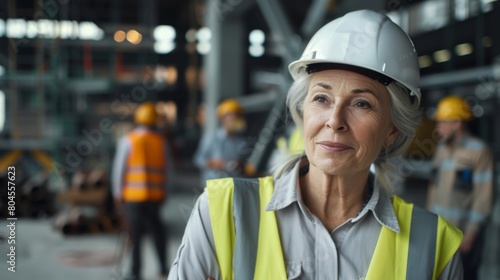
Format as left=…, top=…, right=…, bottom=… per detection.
left=217, top=99, right=242, bottom=119
left=134, top=102, right=158, bottom=126
left=434, top=96, right=473, bottom=121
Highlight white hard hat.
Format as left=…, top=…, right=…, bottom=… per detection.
left=289, top=10, right=421, bottom=105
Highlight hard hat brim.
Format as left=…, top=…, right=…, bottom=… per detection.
left=289, top=60, right=421, bottom=103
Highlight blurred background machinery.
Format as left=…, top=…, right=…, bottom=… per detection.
left=0, top=0, right=500, bottom=279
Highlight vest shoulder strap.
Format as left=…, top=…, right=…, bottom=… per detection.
left=366, top=195, right=462, bottom=280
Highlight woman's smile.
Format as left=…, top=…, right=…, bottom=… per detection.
left=316, top=141, right=353, bottom=153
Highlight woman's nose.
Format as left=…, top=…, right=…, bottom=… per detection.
left=325, top=105, right=348, bottom=132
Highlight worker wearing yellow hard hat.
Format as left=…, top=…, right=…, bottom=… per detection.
left=427, top=95, right=493, bottom=280
left=193, top=99, right=250, bottom=185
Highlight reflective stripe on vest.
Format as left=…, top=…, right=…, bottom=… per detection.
left=207, top=177, right=463, bottom=280
left=207, top=177, right=287, bottom=280
left=123, top=130, right=166, bottom=202
left=365, top=196, right=462, bottom=279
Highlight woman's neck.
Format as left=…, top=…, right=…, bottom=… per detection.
left=299, top=164, right=370, bottom=231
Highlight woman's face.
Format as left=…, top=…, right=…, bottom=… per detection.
left=302, top=69, right=398, bottom=176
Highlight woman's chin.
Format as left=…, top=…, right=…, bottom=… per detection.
left=310, top=160, right=349, bottom=176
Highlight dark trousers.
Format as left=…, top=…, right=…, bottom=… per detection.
left=125, top=201, right=168, bottom=278
left=461, top=228, right=486, bottom=280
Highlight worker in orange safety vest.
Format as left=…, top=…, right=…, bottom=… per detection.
left=112, top=102, right=169, bottom=280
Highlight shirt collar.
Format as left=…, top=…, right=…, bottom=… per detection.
left=266, top=158, right=304, bottom=212
left=353, top=178, right=400, bottom=233
left=266, top=159, right=400, bottom=233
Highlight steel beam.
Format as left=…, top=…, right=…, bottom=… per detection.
left=246, top=0, right=311, bottom=174
left=224, top=0, right=257, bottom=19
left=419, top=64, right=500, bottom=89
left=255, top=0, right=302, bottom=62
left=301, top=0, right=330, bottom=38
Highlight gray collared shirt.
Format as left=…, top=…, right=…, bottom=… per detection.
left=168, top=161, right=463, bottom=279
left=193, top=128, right=249, bottom=184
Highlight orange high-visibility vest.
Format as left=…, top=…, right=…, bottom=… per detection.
left=122, top=130, right=167, bottom=202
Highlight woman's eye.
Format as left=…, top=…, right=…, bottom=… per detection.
left=313, top=95, right=328, bottom=103
left=354, top=100, right=372, bottom=109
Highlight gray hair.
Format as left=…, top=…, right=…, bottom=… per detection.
left=272, top=74, right=421, bottom=192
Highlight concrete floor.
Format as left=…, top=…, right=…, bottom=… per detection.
left=0, top=165, right=498, bottom=280
left=0, top=166, right=201, bottom=280
left=0, top=194, right=198, bottom=280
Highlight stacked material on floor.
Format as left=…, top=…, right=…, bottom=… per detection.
left=53, top=169, right=123, bottom=235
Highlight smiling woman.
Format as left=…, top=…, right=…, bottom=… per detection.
left=168, top=10, right=464, bottom=280
left=303, top=70, right=397, bottom=177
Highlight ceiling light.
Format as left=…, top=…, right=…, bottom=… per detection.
left=455, top=43, right=473, bottom=56
left=418, top=55, right=432, bottom=68
left=154, top=41, right=175, bottom=54
left=249, top=29, right=265, bottom=45
left=196, top=42, right=211, bottom=55
left=126, top=29, right=142, bottom=44
left=114, top=30, right=126, bottom=42
left=154, top=25, right=176, bottom=41
left=249, top=45, right=265, bottom=57
left=433, top=49, right=451, bottom=63
left=196, top=27, right=211, bottom=42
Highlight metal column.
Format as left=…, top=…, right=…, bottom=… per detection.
left=203, top=0, right=245, bottom=136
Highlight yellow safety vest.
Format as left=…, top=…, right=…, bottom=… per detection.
left=122, top=130, right=167, bottom=202
left=207, top=176, right=462, bottom=280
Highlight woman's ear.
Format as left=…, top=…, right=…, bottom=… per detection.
left=384, top=125, right=399, bottom=148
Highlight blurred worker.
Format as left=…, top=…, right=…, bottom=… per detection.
left=193, top=99, right=249, bottom=184
left=427, top=95, right=493, bottom=280
left=112, top=102, right=169, bottom=280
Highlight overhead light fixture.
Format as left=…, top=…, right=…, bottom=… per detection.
left=196, top=27, right=211, bottom=42
left=126, top=29, right=142, bottom=44
left=196, top=42, right=211, bottom=55
left=154, top=25, right=176, bottom=41
left=433, top=49, right=451, bottom=63
left=249, top=45, right=264, bottom=57
left=114, top=30, right=126, bottom=42
left=249, top=29, right=265, bottom=57
left=418, top=55, right=432, bottom=68
left=455, top=43, right=473, bottom=56
left=194, top=27, right=211, bottom=54
left=249, top=29, right=265, bottom=45
left=0, top=18, right=103, bottom=40
left=154, top=41, right=175, bottom=54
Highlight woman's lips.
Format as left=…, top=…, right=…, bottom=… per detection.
left=317, top=141, right=353, bottom=152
